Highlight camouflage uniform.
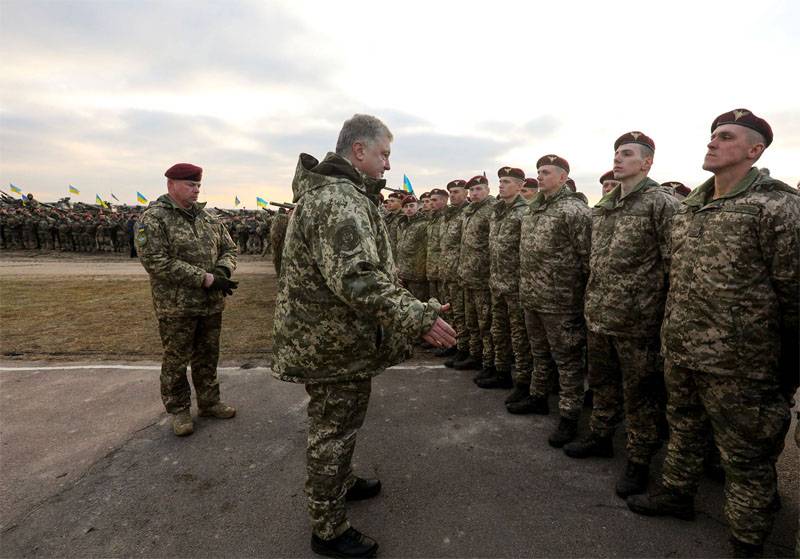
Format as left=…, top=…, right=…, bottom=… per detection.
left=269, top=212, right=289, bottom=275
left=70, top=220, right=82, bottom=251
left=583, top=177, right=678, bottom=464
left=272, top=152, right=443, bottom=541
left=383, top=210, right=402, bottom=261
left=425, top=207, right=444, bottom=302
left=83, top=218, right=97, bottom=252
left=37, top=214, right=53, bottom=250
left=489, top=194, right=532, bottom=384
left=136, top=194, right=237, bottom=414
left=658, top=168, right=799, bottom=546
left=459, top=195, right=496, bottom=368
left=235, top=220, right=248, bottom=254
left=21, top=214, right=38, bottom=249
left=440, top=200, right=470, bottom=354
left=396, top=211, right=429, bottom=302
left=519, top=185, right=591, bottom=418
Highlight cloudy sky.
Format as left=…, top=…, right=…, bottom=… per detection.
left=1, top=0, right=798, bottom=208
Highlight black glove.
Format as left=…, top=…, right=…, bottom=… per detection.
left=211, top=270, right=238, bottom=296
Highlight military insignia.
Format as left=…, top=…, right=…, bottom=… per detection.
left=548, top=156, right=557, bottom=162
left=135, top=223, right=147, bottom=247
left=630, top=131, right=641, bottom=140
left=333, top=219, right=361, bottom=255
left=733, top=109, right=749, bottom=120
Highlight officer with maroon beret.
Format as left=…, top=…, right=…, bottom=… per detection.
left=599, top=170, right=620, bottom=196
left=521, top=178, right=538, bottom=201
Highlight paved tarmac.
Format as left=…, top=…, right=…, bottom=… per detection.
left=0, top=356, right=797, bottom=558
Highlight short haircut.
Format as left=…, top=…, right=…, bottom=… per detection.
left=639, top=145, right=654, bottom=160
left=335, top=114, right=394, bottom=156
left=745, top=128, right=767, bottom=147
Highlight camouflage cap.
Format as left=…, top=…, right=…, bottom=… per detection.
left=565, top=178, right=576, bottom=192
left=429, top=188, right=449, bottom=197
left=599, top=170, right=616, bottom=184
left=711, top=108, right=773, bottom=147
left=614, top=131, right=655, bottom=152
left=663, top=181, right=691, bottom=197
left=401, top=195, right=419, bottom=206
left=497, top=166, right=525, bottom=180
left=522, top=178, right=539, bottom=189
left=165, top=163, right=202, bottom=181
left=536, top=155, right=570, bottom=174
left=466, top=175, right=489, bottom=188
left=446, top=179, right=467, bottom=190
left=387, top=192, right=405, bottom=200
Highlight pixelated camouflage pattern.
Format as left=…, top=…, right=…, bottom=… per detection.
left=519, top=185, right=591, bottom=314
left=137, top=194, right=237, bottom=318
left=662, top=168, right=800, bottom=380
left=491, top=291, right=532, bottom=384
left=458, top=196, right=496, bottom=288
left=584, top=177, right=679, bottom=337
left=465, top=287, right=494, bottom=367
left=443, top=280, right=469, bottom=352
left=271, top=153, right=443, bottom=384
left=270, top=212, right=289, bottom=275
left=425, top=207, right=445, bottom=281
left=661, top=362, right=790, bottom=545
left=157, top=313, right=223, bottom=413
left=395, top=212, right=428, bottom=282
left=384, top=211, right=402, bottom=260
left=439, top=201, right=468, bottom=282
left=489, top=194, right=528, bottom=296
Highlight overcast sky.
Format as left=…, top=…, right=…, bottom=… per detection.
left=1, top=0, right=798, bottom=208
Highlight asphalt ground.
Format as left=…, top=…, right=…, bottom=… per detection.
left=0, top=356, right=797, bottom=558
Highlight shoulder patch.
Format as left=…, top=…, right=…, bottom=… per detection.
left=333, top=218, right=362, bottom=255
left=134, top=223, right=148, bottom=247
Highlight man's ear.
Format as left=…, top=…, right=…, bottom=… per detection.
left=352, top=142, right=365, bottom=162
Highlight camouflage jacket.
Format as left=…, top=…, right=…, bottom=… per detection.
left=271, top=153, right=443, bottom=384
left=662, top=168, right=800, bottom=381
left=439, top=201, right=469, bottom=282
left=584, top=177, right=679, bottom=337
left=270, top=212, right=289, bottom=274
left=396, top=212, right=428, bottom=282
left=384, top=211, right=402, bottom=260
left=136, top=194, right=237, bottom=318
left=458, top=196, right=496, bottom=288
left=519, top=185, right=592, bottom=313
left=489, top=195, right=528, bottom=296
left=425, top=208, right=445, bottom=281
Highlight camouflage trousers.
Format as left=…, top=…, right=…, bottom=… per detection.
left=661, top=362, right=790, bottom=546
left=305, top=379, right=371, bottom=540
left=586, top=331, right=664, bottom=464
left=443, top=280, right=469, bottom=353
left=524, top=310, right=586, bottom=420
left=491, top=291, right=532, bottom=385
left=404, top=280, right=429, bottom=304
left=464, top=287, right=494, bottom=367
left=37, top=229, right=52, bottom=250
left=428, top=279, right=441, bottom=303
left=156, top=313, right=223, bottom=414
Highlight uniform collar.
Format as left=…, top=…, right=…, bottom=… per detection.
left=684, top=167, right=760, bottom=208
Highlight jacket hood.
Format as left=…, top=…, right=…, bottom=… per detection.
left=292, top=152, right=372, bottom=203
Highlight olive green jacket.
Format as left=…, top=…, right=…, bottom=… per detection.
left=489, top=195, right=528, bottom=296
left=458, top=196, right=496, bottom=289
left=439, top=201, right=469, bottom=282
left=396, top=212, right=428, bottom=282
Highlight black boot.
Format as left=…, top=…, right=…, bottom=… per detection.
left=507, top=395, right=549, bottom=415
left=345, top=477, right=381, bottom=501
left=311, top=527, right=379, bottom=558
left=453, top=354, right=481, bottom=370
left=615, top=461, right=649, bottom=498
left=563, top=431, right=614, bottom=459
left=434, top=346, right=457, bottom=358
left=626, top=486, right=695, bottom=521
left=475, top=368, right=513, bottom=389
left=504, top=382, right=529, bottom=405
left=548, top=417, right=578, bottom=448
left=729, top=537, right=763, bottom=558
left=444, top=349, right=470, bottom=368
left=472, top=366, right=496, bottom=385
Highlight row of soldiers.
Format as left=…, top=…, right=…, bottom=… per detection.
left=374, top=119, right=798, bottom=557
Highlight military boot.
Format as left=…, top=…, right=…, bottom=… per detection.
left=615, top=460, right=649, bottom=498
left=507, top=394, right=549, bottom=415
left=199, top=402, right=236, bottom=419
left=172, top=410, right=194, bottom=437
left=444, top=349, right=470, bottom=368
left=548, top=417, right=578, bottom=448
left=729, top=537, right=763, bottom=558
left=475, top=368, right=513, bottom=389
left=345, top=477, right=382, bottom=501
left=453, top=354, right=481, bottom=370
left=472, top=366, right=496, bottom=385
left=563, top=431, right=614, bottom=459
left=434, top=346, right=457, bottom=358
left=626, top=486, right=695, bottom=520
left=311, top=526, right=378, bottom=558
left=504, top=382, right=529, bottom=405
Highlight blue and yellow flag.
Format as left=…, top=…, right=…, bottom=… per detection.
left=234, top=195, right=241, bottom=207
left=256, top=197, right=268, bottom=208
left=69, top=184, right=80, bottom=195
left=95, top=194, right=109, bottom=208
left=10, top=183, right=22, bottom=194
left=403, top=174, right=414, bottom=194
left=136, top=192, right=148, bottom=204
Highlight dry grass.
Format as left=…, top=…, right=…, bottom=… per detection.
left=0, top=275, right=277, bottom=360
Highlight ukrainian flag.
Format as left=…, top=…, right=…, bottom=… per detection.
left=96, top=194, right=109, bottom=208
left=10, top=183, right=22, bottom=194
left=235, top=195, right=241, bottom=207
left=256, top=197, right=268, bottom=208
left=136, top=192, right=148, bottom=204
left=403, top=174, right=414, bottom=194
left=69, top=184, right=80, bottom=195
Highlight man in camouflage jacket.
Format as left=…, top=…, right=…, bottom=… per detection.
left=137, top=163, right=238, bottom=437
left=627, top=110, right=800, bottom=557
left=271, top=114, right=455, bottom=558
left=425, top=188, right=448, bottom=302
left=518, top=155, right=592, bottom=448
left=395, top=195, right=429, bottom=302
left=564, top=132, right=679, bottom=499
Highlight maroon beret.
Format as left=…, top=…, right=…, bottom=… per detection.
left=466, top=175, right=489, bottom=188
left=388, top=192, right=405, bottom=200
left=401, top=195, right=418, bottom=206
left=522, top=178, right=539, bottom=189
left=419, top=191, right=431, bottom=199
left=165, top=163, right=202, bottom=181
left=599, top=170, right=616, bottom=184
left=446, top=179, right=466, bottom=190
left=536, top=154, right=570, bottom=174
left=498, top=166, right=525, bottom=181
left=711, top=108, right=773, bottom=147
left=565, top=178, right=576, bottom=192
left=614, top=131, right=655, bottom=152
left=429, top=188, right=449, bottom=197
left=663, top=181, right=691, bottom=197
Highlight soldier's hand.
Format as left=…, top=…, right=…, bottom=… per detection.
left=202, top=272, right=215, bottom=288
left=210, top=271, right=239, bottom=296
left=422, top=316, right=456, bottom=349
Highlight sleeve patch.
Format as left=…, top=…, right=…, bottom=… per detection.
left=333, top=219, right=362, bottom=255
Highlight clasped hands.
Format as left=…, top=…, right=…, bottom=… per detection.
left=202, top=267, right=239, bottom=296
